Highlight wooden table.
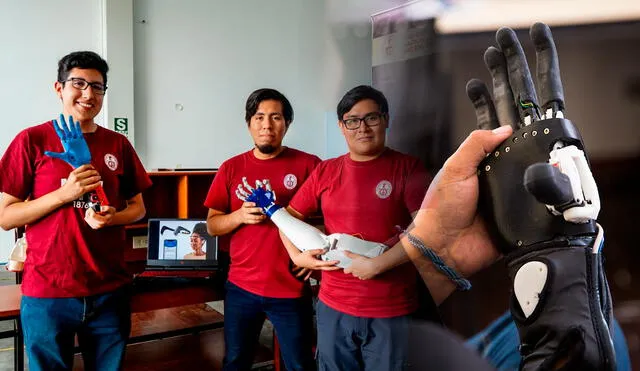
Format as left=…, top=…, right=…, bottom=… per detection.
left=0, top=285, right=22, bottom=371
left=0, top=281, right=223, bottom=371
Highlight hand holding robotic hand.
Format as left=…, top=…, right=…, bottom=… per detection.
left=236, top=178, right=388, bottom=269
left=44, top=114, right=109, bottom=212
left=467, top=23, right=614, bottom=370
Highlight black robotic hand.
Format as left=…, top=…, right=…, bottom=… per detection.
left=466, top=23, right=615, bottom=370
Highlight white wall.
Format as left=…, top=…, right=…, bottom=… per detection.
left=132, top=0, right=377, bottom=169
left=0, top=0, right=105, bottom=263
left=102, top=0, right=136, bottom=144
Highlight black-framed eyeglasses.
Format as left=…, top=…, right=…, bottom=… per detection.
left=63, top=77, right=107, bottom=95
left=341, top=112, right=384, bottom=130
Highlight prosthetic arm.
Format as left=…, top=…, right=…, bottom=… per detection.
left=44, top=114, right=109, bottom=212
left=466, top=23, right=614, bottom=370
left=236, top=178, right=387, bottom=268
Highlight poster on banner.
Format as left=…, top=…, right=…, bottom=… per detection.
left=371, top=1, right=452, bottom=174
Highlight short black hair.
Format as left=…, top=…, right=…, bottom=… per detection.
left=337, top=85, right=389, bottom=119
left=57, top=51, right=109, bottom=86
left=245, top=88, right=294, bottom=127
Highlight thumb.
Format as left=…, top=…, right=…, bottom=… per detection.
left=44, top=151, right=68, bottom=161
left=99, top=205, right=114, bottom=215
left=306, top=248, right=328, bottom=256
left=342, top=250, right=356, bottom=258
left=444, top=126, right=512, bottom=179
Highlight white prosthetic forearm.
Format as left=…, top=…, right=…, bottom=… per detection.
left=238, top=178, right=389, bottom=268
left=323, top=233, right=388, bottom=269
left=270, top=208, right=333, bottom=252
left=271, top=209, right=388, bottom=269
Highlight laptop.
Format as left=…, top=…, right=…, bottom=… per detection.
left=137, top=218, right=218, bottom=280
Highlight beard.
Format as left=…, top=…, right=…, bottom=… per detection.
left=255, top=144, right=278, bottom=154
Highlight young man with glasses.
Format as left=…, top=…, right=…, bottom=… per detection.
left=204, top=88, right=320, bottom=371
left=282, top=85, right=432, bottom=370
left=0, top=51, right=151, bottom=370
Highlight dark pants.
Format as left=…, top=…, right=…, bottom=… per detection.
left=223, top=281, right=315, bottom=371
left=20, top=285, right=132, bottom=371
left=315, top=300, right=411, bottom=371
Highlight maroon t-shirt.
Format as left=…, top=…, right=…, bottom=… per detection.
left=204, top=148, right=320, bottom=298
left=0, top=122, right=152, bottom=298
left=290, top=148, right=430, bottom=318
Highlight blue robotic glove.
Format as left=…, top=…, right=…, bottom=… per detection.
left=466, top=23, right=615, bottom=370
left=235, top=177, right=282, bottom=217
left=44, top=114, right=110, bottom=211
left=44, top=114, right=92, bottom=168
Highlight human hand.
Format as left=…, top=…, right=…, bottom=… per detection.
left=343, top=251, right=381, bottom=280
left=410, top=127, right=512, bottom=278
left=45, top=114, right=110, bottom=209
left=56, top=165, right=102, bottom=204
left=290, top=265, right=313, bottom=280
left=84, top=205, right=116, bottom=229
left=234, top=201, right=267, bottom=225
left=291, top=248, right=340, bottom=271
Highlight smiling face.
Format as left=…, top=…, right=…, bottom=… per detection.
left=190, top=233, right=205, bottom=254
left=248, top=99, right=288, bottom=158
left=339, top=99, right=388, bottom=161
left=54, top=68, right=104, bottom=126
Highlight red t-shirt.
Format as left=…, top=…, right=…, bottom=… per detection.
left=290, top=148, right=430, bottom=318
left=204, top=148, right=320, bottom=298
left=0, top=122, right=152, bottom=298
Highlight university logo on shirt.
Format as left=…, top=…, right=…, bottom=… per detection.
left=104, top=153, right=118, bottom=171
left=283, top=174, right=297, bottom=190
left=375, top=180, right=392, bottom=199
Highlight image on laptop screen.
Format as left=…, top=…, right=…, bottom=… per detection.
left=147, top=218, right=218, bottom=270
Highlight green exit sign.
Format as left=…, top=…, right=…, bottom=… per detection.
left=114, top=118, right=128, bottom=136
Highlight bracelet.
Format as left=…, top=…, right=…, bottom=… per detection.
left=405, top=232, right=472, bottom=291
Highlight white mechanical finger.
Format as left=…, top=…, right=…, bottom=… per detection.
left=514, top=261, right=548, bottom=318
left=235, top=189, right=247, bottom=201
left=549, top=145, right=600, bottom=223
left=255, top=179, right=263, bottom=189
left=242, top=177, right=254, bottom=191
left=237, top=185, right=251, bottom=199
left=266, top=179, right=277, bottom=201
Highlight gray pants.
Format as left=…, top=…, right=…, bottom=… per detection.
left=315, top=300, right=410, bottom=371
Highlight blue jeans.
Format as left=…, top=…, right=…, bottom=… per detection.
left=466, top=310, right=632, bottom=371
left=20, top=285, right=132, bottom=371
left=223, top=281, right=315, bottom=371
left=316, top=300, right=411, bottom=371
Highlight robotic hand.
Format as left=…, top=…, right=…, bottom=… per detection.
left=236, top=177, right=387, bottom=268
left=466, top=23, right=614, bottom=370
left=44, top=114, right=109, bottom=212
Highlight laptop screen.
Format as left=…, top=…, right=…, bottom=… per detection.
left=147, top=218, right=218, bottom=270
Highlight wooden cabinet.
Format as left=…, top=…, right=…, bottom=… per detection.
left=125, top=170, right=217, bottom=264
